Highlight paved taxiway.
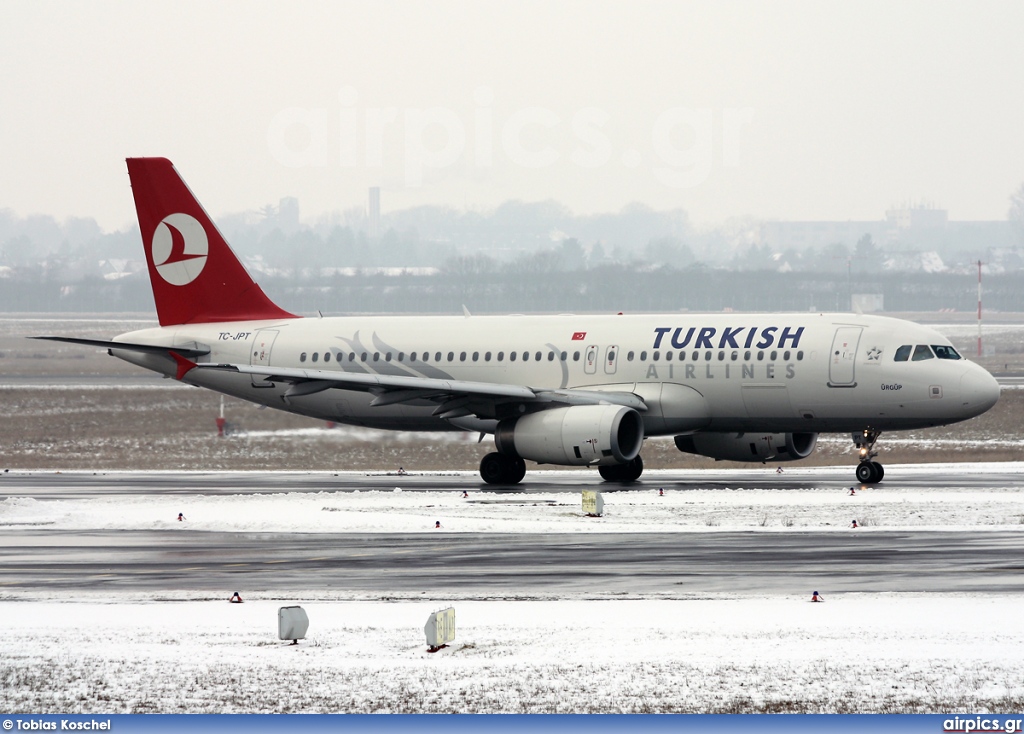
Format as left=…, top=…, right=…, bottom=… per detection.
left=2, top=469, right=1023, bottom=596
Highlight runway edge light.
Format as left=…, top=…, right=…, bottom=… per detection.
left=425, top=606, right=455, bottom=652
left=279, top=605, right=309, bottom=645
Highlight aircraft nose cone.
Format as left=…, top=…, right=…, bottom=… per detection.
left=959, top=368, right=1000, bottom=417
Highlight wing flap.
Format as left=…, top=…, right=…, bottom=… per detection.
left=194, top=363, right=648, bottom=412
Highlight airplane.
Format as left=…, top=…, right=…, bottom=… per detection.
left=36, top=158, right=1001, bottom=486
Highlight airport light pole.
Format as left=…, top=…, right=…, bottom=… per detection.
left=977, top=259, right=983, bottom=358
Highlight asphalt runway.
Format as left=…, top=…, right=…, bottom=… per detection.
left=2, top=469, right=1023, bottom=596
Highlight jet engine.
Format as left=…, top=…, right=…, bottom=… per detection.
left=495, top=405, right=644, bottom=466
left=674, top=432, right=817, bottom=463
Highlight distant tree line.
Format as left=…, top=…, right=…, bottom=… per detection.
left=4, top=265, right=1021, bottom=315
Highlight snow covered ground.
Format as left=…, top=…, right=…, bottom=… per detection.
left=2, top=464, right=1024, bottom=713
left=2, top=595, right=1022, bottom=713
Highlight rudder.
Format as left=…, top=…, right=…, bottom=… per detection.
left=126, top=157, right=295, bottom=326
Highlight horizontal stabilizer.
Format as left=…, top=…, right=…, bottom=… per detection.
left=30, top=336, right=210, bottom=358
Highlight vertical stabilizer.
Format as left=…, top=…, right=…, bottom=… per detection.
left=126, top=157, right=296, bottom=326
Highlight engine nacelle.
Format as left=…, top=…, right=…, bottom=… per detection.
left=495, top=405, right=644, bottom=466
left=674, top=432, right=817, bottom=463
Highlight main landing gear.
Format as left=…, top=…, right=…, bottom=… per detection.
left=478, top=453, right=646, bottom=485
left=853, top=428, right=884, bottom=484
left=598, top=455, right=644, bottom=483
left=479, top=452, right=527, bottom=485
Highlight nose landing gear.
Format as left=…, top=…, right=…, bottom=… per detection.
left=853, top=428, right=884, bottom=483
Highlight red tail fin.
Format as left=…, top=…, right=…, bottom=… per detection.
left=126, top=157, right=296, bottom=326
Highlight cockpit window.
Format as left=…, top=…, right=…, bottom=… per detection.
left=894, top=345, right=911, bottom=362
left=912, top=344, right=935, bottom=361
left=931, top=345, right=961, bottom=360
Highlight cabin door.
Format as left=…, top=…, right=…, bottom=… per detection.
left=828, top=326, right=862, bottom=387
left=250, top=329, right=279, bottom=387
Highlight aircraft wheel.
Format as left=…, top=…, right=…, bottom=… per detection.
left=855, top=461, right=881, bottom=484
left=622, top=455, right=644, bottom=482
left=872, top=461, right=884, bottom=481
left=599, top=455, right=644, bottom=482
left=507, top=457, right=527, bottom=484
left=480, top=452, right=509, bottom=485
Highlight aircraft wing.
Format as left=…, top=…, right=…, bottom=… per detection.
left=194, top=363, right=648, bottom=419
left=31, top=336, right=211, bottom=358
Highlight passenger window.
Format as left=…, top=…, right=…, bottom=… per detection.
left=447, top=352, right=454, bottom=362
left=731, top=351, right=738, bottom=361
left=608, top=350, right=616, bottom=362
left=573, top=351, right=580, bottom=361
left=783, top=350, right=790, bottom=361
left=894, top=345, right=911, bottom=362
left=653, top=351, right=660, bottom=361
left=704, top=351, right=711, bottom=361
left=627, top=351, right=635, bottom=361
left=691, top=351, right=698, bottom=361
left=485, top=351, right=492, bottom=361
left=472, top=352, right=479, bottom=361
left=300, top=352, right=307, bottom=363
left=679, top=352, right=686, bottom=361
left=932, top=345, right=961, bottom=360
left=522, top=351, right=529, bottom=361
left=410, top=353, right=417, bottom=362
left=312, top=353, right=319, bottom=363
left=796, top=351, right=803, bottom=361
left=510, top=352, right=517, bottom=362
left=460, top=352, right=467, bottom=362
left=665, top=351, right=672, bottom=361
left=373, top=352, right=380, bottom=362
left=497, top=351, right=504, bottom=361
left=547, top=352, right=555, bottom=361
left=535, top=351, right=542, bottom=361
left=718, top=351, right=725, bottom=361
left=435, top=352, right=442, bottom=362
left=744, top=350, right=751, bottom=361
left=398, top=353, right=404, bottom=362
left=349, top=353, right=356, bottom=362
left=385, top=352, right=391, bottom=362
left=770, top=351, right=778, bottom=361
left=640, top=351, right=647, bottom=361
left=361, top=352, right=368, bottom=362
left=324, top=352, right=332, bottom=363
left=912, top=344, right=934, bottom=361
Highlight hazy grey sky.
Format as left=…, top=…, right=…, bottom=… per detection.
left=2, top=0, right=1024, bottom=231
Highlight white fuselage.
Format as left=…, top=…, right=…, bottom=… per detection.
left=112, top=312, right=1000, bottom=437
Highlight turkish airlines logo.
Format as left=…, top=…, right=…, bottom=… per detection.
left=151, top=213, right=208, bottom=286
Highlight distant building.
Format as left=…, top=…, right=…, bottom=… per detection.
left=759, top=220, right=884, bottom=250
left=278, top=197, right=300, bottom=234
left=368, top=187, right=380, bottom=240
left=759, top=205, right=1015, bottom=260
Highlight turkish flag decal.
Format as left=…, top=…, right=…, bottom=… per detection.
left=572, top=331, right=586, bottom=340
